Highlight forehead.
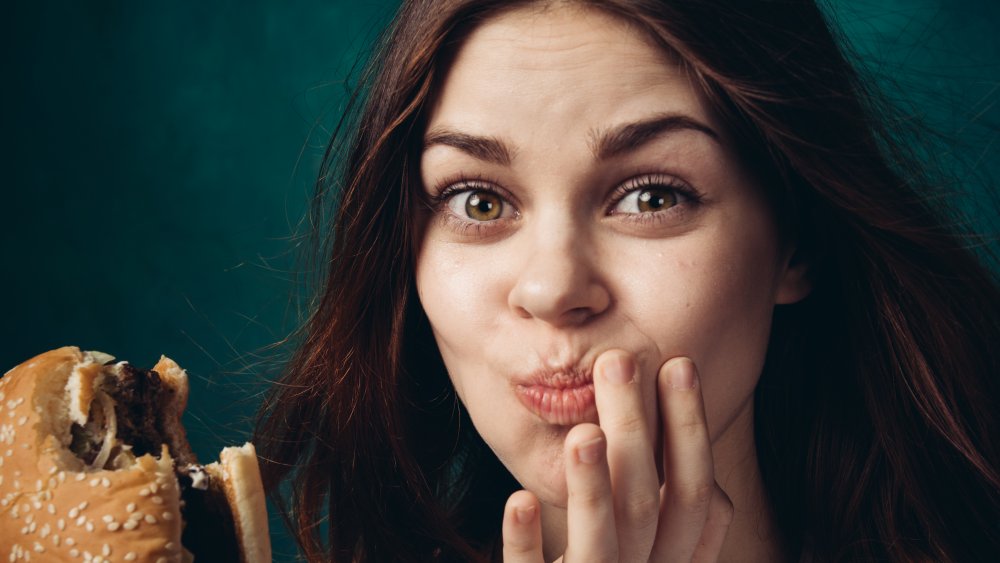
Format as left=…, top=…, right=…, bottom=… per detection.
left=426, top=4, right=715, bottom=136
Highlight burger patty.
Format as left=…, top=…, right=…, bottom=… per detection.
left=67, top=361, right=242, bottom=561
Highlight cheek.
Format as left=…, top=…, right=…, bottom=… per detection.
left=622, top=218, right=781, bottom=438
left=414, top=241, right=501, bottom=397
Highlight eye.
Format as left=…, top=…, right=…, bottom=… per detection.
left=613, top=187, right=678, bottom=214
left=446, top=189, right=514, bottom=221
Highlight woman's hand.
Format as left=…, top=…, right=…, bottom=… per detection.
left=502, top=352, right=734, bottom=562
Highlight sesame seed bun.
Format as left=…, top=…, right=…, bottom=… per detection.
left=0, top=347, right=271, bottom=563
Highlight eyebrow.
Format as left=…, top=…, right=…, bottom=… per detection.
left=422, top=113, right=719, bottom=166
left=590, top=113, right=720, bottom=160
left=423, top=128, right=515, bottom=166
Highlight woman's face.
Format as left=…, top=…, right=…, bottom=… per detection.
left=414, top=5, right=806, bottom=506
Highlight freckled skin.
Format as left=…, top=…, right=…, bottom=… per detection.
left=414, top=2, right=807, bottom=546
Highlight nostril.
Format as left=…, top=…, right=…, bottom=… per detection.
left=514, top=306, right=532, bottom=319
left=562, top=307, right=595, bottom=326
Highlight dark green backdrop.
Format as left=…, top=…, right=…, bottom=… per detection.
left=3, top=1, right=997, bottom=560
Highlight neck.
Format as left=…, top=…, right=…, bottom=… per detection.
left=538, top=398, right=784, bottom=562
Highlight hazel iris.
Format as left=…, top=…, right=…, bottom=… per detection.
left=466, top=191, right=503, bottom=221
left=638, top=189, right=677, bottom=212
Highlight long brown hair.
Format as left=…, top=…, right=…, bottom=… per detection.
left=254, top=1, right=1000, bottom=560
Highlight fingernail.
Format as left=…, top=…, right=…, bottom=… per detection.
left=575, top=437, right=604, bottom=464
left=601, top=353, right=633, bottom=384
left=668, top=359, right=696, bottom=390
left=515, top=505, right=536, bottom=525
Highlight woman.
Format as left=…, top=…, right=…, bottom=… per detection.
left=255, top=0, right=1000, bottom=561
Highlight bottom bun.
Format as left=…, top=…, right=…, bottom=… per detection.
left=0, top=346, right=271, bottom=563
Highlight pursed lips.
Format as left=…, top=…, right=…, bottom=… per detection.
left=513, top=365, right=598, bottom=426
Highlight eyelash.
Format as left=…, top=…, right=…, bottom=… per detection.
left=427, top=174, right=514, bottom=237
left=608, top=175, right=702, bottom=225
left=428, top=173, right=703, bottom=236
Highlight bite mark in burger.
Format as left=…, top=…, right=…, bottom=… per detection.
left=0, top=347, right=271, bottom=562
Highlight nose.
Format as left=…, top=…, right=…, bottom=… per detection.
left=507, top=224, right=612, bottom=327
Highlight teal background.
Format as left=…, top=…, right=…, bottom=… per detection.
left=2, top=1, right=997, bottom=560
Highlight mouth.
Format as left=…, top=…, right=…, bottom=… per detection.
left=513, top=368, right=597, bottom=426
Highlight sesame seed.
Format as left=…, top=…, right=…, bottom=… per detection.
left=122, top=520, right=137, bottom=531
left=28, top=522, right=36, bottom=533
left=65, top=537, right=75, bottom=546
left=57, top=519, right=65, bottom=531
left=47, top=466, right=57, bottom=475
left=165, top=541, right=176, bottom=551
left=68, top=508, right=79, bottom=519
left=138, top=488, right=150, bottom=497
left=39, top=524, right=50, bottom=538
left=126, top=503, right=136, bottom=513
left=156, top=558, right=167, bottom=563
left=46, top=504, right=55, bottom=515
left=151, top=496, right=164, bottom=505
left=89, top=478, right=99, bottom=487
left=150, top=483, right=158, bottom=493
left=75, top=515, right=85, bottom=526
left=85, top=522, right=94, bottom=532
left=124, top=553, right=137, bottom=561
left=102, top=544, right=111, bottom=556
left=51, top=535, right=60, bottom=547
left=69, top=549, right=79, bottom=557
left=17, top=416, right=26, bottom=426
left=57, top=472, right=66, bottom=483
left=32, top=542, right=43, bottom=553
left=78, top=501, right=88, bottom=510
left=100, top=478, right=110, bottom=488
left=129, top=511, right=143, bottom=521
left=161, top=511, right=174, bottom=521
left=75, top=473, right=86, bottom=481
left=144, top=514, right=157, bottom=524
left=107, top=522, right=119, bottom=532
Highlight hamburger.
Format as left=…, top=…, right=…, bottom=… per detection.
left=0, top=346, right=271, bottom=562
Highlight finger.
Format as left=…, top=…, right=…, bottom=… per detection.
left=502, top=490, right=545, bottom=563
left=691, top=484, right=735, bottom=563
left=593, top=350, right=659, bottom=560
left=563, top=423, right=619, bottom=562
left=650, top=357, right=716, bottom=562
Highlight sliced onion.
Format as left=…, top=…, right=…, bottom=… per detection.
left=88, top=391, right=117, bottom=470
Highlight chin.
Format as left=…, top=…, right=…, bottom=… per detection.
left=502, top=443, right=571, bottom=509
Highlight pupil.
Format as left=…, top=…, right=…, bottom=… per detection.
left=639, top=190, right=666, bottom=210
left=467, top=192, right=499, bottom=220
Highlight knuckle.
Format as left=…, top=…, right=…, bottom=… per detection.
left=677, top=411, right=705, bottom=436
left=674, top=481, right=714, bottom=513
left=569, top=484, right=608, bottom=508
left=620, top=491, right=659, bottom=529
left=612, top=411, right=646, bottom=435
